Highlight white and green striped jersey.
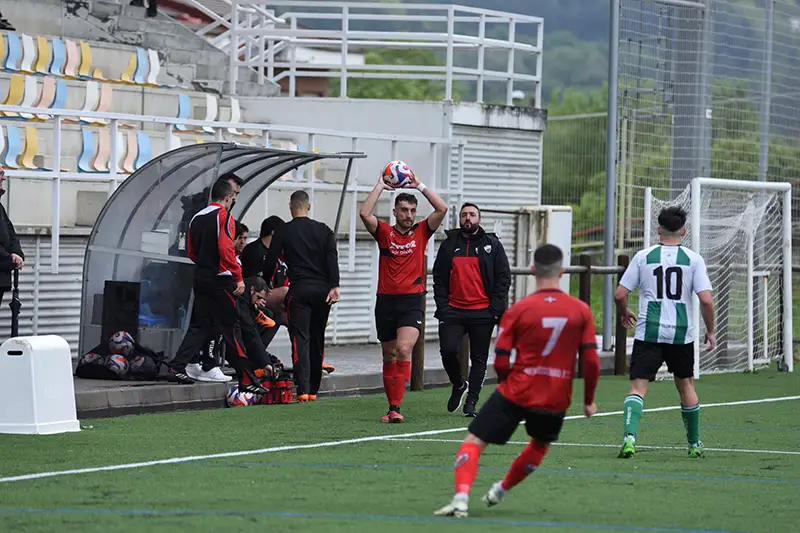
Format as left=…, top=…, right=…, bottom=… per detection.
left=619, top=245, right=712, bottom=345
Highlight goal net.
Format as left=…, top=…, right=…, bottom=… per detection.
left=644, top=178, right=793, bottom=377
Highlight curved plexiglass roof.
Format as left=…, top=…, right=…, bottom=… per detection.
left=79, top=143, right=364, bottom=357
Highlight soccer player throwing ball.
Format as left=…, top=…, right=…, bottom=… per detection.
left=359, top=162, right=448, bottom=423
left=614, top=206, right=715, bottom=459
left=434, top=244, right=600, bottom=518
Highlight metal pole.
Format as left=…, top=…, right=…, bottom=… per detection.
left=334, top=158, right=354, bottom=236
left=51, top=116, right=62, bottom=275
left=758, top=0, right=774, bottom=182
left=230, top=1, right=239, bottom=96
left=602, top=0, right=621, bottom=352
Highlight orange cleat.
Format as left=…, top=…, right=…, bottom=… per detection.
left=297, top=394, right=311, bottom=402
left=322, top=363, right=335, bottom=374
left=255, top=309, right=276, bottom=329
left=381, top=407, right=404, bottom=423
left=308, top=395, right=317, bottom=401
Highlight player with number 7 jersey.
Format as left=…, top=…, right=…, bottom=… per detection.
left=493, top=288, right=600, bottom=412
left=433, top=244, right=599, bottom=519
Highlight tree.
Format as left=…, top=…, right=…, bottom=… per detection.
left=330, top=49, right=462, bottom=101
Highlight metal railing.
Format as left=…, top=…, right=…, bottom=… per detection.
left=409, top=254, right=632, bottom=390
left=0, top=103, right=462, bottom=276
left=217, top=1, right=543, bottom=105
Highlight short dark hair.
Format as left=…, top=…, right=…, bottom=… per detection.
left=210, top=179, right=234, bottom=202
left=290, top=190, right=310, bottom=209
left=658, top=206, right=687, bottom=233
left=395, top=193, right=418, bottom=207
left=460, top=202, right=481, bottom=217
left=260, top=215, right=285, bottom=238
left=219, top=171, right=244, bottom=187
left=533, top=244, right=563, bottom=279
left=244, top=276, right=268, bottom=295
left=235, top=221, right=249, bottom=237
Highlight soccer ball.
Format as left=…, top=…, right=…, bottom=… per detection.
left=109, top=331, right=135, bottom=356
left=381, top=160, right=414, bottom=188
left=106, top=354, right=129, bottom=377
left=226, top=384, right=255, bottom=407
left=78, top=352, right=105, bottom=366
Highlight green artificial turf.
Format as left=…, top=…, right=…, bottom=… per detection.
left=0, top=369, right=798, bottom=533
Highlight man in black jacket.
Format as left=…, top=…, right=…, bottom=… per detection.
left=263, top=190, right=340, bottom=401
left=0, top=170, right=23, bottom=307
left=433, top=202, right=511, bottom=417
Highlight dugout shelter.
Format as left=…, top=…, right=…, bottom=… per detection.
left=79, top=143, right=365, bottom=358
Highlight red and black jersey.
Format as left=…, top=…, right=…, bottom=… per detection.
left=373, top=219, right=434, bottom=295
left=432, top=227, right=511, bottom=318
left=186, top=203, right=242, bottom=284
left=494, top=289, right=600, bottom=413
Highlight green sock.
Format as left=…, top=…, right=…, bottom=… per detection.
left=623, top=394, right=644, bottom=438
left=681, top=403, right=701, bottom=444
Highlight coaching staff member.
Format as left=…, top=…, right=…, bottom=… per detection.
left=0, top=169, right=23, bottom=306
left=433, top=202, right=510, bottom=417
left=168, top=179, right=267, bottom=395
left=263, top=190, right=340, bottom=402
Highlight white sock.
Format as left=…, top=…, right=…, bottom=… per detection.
left=454, top=492, right=469, bottom=503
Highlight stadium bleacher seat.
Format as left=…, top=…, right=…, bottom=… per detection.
left=63, top=39, right=79, bottom=78
left=33, top=36, right=50, bottom=75
left=19, top=34, right=34, bottom=73
left=49, top=38, right=65, bottom=76
left=4, top=33, right=20, bottom=71
left=4, top=124, right=20, bottom=167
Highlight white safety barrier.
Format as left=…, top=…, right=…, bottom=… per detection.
left=0, top=335, right=80, bottom=435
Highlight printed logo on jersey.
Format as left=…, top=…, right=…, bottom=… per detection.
left=484, top=244, right=492, bottom=253
left=387, top=237, right=418, bottom=257
left=544, top=296, right=556, bottom=303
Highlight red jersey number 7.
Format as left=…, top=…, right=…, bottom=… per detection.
left=542, top=317, right=568, bottom=356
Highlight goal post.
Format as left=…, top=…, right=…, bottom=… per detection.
left=643, top=178, right=793, bottom=377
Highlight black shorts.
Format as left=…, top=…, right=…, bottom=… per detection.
left=374, top=293, right=425, bottom=342
left=630, top=339, right=694, bottom=381
left=467, top=390, right=565, bottom=445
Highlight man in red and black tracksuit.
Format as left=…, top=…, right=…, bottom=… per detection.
left=433, top=202, right=511, bottom=417
left=168, top=179, right=267, bottom=395
left=263, top=190, right=340, bottom=402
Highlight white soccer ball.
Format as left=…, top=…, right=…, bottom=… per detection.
left=381, top=160, right=414, bottom=188
left=109, top=331, right=135, bottom=356
left=226, top=384, right=255, bottom=407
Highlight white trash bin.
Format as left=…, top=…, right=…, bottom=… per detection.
left=0, top=335, right=81, bottom=435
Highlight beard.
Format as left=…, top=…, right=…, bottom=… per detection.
left=460, top=223, right=477, bottom=234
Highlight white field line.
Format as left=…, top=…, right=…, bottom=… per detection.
left=387, top=438, right=800, bottom=456
left=0, top=394, right=798, bottom=484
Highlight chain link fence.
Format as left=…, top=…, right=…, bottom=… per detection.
left=542, top=0, right=800, bottom=260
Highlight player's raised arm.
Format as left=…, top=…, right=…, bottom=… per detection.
left=406, top=171, right=448, bottom=232
left=359, top=178, right=390, bottom=236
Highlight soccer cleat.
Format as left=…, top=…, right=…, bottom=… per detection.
left=239, top=381, right=269, bottom=395
left=167, top=368, right=195, bottom=384
left=433, top=497, right=468, bottom=518
left=381, top=406, right=404, bottom=423
left=308, top=394, right=317, bottom=401
left=322, top=363, right=335, bottom=374
left=463, top=398, right=477, bottom=418
left=618, top=435, right=636, bottom=458
left=688, top=441, right=704, bottom=458
left=447, top=381, right=468, bottom=413
left=297, top=394, right=311, bottom=402
left=482, top=482, right=506, bottom=507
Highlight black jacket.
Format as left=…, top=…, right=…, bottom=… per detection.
left=0, top=201, right=23, bottom=289
left=432, top=226, right=511, bottom=321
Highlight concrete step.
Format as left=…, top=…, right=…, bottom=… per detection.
left=88, top=0, right=124, bottom=19
left=195, top=78, right=280, bottom=98
left=113, top=16, right=221, bottom=53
